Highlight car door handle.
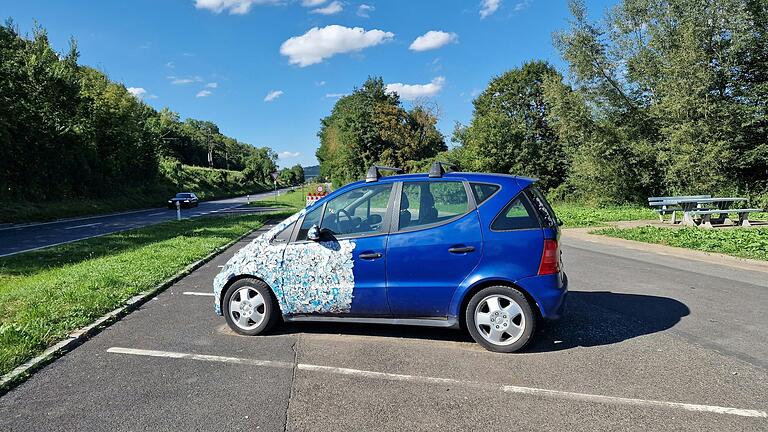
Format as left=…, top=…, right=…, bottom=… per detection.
left=448, top=246, right=475, bottom=254
left=359, top=252, right=383, bottom=260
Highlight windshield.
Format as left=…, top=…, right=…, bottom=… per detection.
left=175, top=193, right=192, bottom=198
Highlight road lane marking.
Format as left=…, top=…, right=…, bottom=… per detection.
left=148, top=212, right=166, bottom=216
left=64, top=222, right=102, bottom=230
left=182, top=292, right=215, bottom=297
left=106, top=347, right=767, bottom=419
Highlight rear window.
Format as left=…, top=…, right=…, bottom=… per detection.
left=527, top=187, right=558, bottom=228
left=491, top=194, right=540, bottom=231
left=470, top=183, right=500, bottom=205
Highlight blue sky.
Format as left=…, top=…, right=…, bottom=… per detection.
left=5, top=0, right=615, bottom=168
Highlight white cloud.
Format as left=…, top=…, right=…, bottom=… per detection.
left=147, top=94, right=159, bottom=100
left=409, top=31, right=458, bottom=52
left=280, top=25, right=394, bottom=67
left=514, top=0, right=531, bottom=11
left=127, top=87, right=147, bottom=98
left=325, top=93, right=347, bottom=98
left=168, top=75, right=203, bottom=85
left=165, top=61, right=175, bottom=68
left=480, top=0, right=501, bottom=18
left=264, top=90, right=284, bottom=102
left=316, top=80, right=326, bottom=86
left=278, top=151, right=301, bottom=159
left=357, top=4, right=374, bottom=17
left=386, top=76, right=445, bottom=100
left=206, top=82, right=218, bottom=88
left=194, top=0, right=279, bottom=14
left=310, top=0, right=342, bottom=15
left=196, top=90, right=213, bottom=98
left=301, top=0, right=326, bottom=6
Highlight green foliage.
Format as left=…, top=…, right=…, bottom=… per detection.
left=0, top=21, right=275, bottom=214
left=546, top=0, right=768, bottom=203
left=453, top=61, right=568, bottom=191
left=0, top=212, right=288, bottom=377
left=317, top=77, right=446, bottom=187
left=277, top=164, right=305, bottom=186
left=551, top=203, right=657, bottom=227
left=595, top=226, right=768, bottom=261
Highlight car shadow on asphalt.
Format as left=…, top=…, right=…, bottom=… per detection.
left=527, top=291, right=691, bottom=353
left=272, top=291, right=690, bottom=352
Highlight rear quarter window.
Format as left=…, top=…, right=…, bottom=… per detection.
left=470, top=183, right=500, bottom=205
left=491, top=194, right=541, bottom=231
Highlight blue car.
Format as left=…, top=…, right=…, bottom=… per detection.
left=213, top=163, right=567, bottom=352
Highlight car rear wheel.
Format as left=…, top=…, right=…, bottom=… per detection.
left=223, top=278, right=277, bottom=336
left=466, top=286, right=535, bottom=353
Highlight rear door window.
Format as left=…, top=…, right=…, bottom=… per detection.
left=526, top=187, right=558, bottom=228
left=399, top=181, right=469, bottom=230
left=491, top=194, right=540, bottom=231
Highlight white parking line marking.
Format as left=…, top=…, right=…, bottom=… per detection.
left=182, top=292, right=215, bottom=297
left=107, top=347, right=291, bottom=368
left=64, top=222, right=102, bottom=230
left=106, top=347, right=767, bottom=419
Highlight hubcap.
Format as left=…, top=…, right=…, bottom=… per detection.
left=474, top=294, right=525, bottom=346
left=229, top=286, right=266, bottom=330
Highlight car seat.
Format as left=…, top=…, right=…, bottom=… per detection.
left=420, top=191, right=438, bottom=224
left=399, top=193, right=412, bottom=228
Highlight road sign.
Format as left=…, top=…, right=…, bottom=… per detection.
left=270, top=172, right=279, bottom=180
left=316, top=186, right=324, bottom=193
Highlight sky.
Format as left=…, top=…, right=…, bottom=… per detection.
left=4, top=0, right=616, bottom=168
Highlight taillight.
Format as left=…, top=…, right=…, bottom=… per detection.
left=538, top=239, right=560, bottom=275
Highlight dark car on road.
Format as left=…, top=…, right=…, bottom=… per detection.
left=167, top=192, right=199, bottom=209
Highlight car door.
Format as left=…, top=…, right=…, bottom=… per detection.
left=281, top=182, right=395, bottom=316
left=385, top=180, right=482, bottom=317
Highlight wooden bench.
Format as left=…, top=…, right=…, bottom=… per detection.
left=648, top=195, right=711, bottom=223
left=688, top=208, right=764, bottom=228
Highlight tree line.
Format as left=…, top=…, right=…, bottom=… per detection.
left=318, top=0, right=767, bottom=206
left=0, top=21, right=282, bottom=203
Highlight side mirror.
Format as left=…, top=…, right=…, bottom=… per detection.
left=307, top=224, right=321, bottom=241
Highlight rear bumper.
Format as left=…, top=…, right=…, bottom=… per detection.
left=516, top=272, right=568, bottom=320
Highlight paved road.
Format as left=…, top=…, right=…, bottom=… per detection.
left=0, top=189, right=290, bottom=257
left=1, top=229, right=766, bottom=431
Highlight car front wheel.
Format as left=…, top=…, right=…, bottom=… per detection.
left=466, top=286, right=535, bottom=353
left=223, top=278, right=277, bottom=336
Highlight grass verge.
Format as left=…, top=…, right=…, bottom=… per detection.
left=0, top=212, right=288, bottom=376
left=551, top=204, right=657, bottom=228
left=594, top=226, right=768, bottom=261
left=249, top=183, right=329, bottom=211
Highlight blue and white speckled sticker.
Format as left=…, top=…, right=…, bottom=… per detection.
left=212, top=209, right=357, bottom=316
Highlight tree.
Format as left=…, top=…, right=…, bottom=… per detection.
left=317, top=77, right=446, bottom=187
left=550, top=0, right=768, bottom=203
left=453, top=61, right=568, bottom=191
left=291, top=164, right=305, bottom=184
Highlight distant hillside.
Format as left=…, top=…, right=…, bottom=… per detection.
left=303, top=165, right=320, bottom=178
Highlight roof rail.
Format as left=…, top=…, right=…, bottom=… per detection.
left=428, top=161, right=458, bottom=178
left=366, top=165, right=404, bottom=182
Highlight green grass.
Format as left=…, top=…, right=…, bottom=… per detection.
left=594, top=226, right=768, bottom=261
left=0, top=212, right=290, bottom=377
left=551, top=204, right=657, bottom=228
left=249, top=183, right=329, bottom=211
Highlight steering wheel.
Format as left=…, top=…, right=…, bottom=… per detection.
left=335, top=209, right=353, bottom=233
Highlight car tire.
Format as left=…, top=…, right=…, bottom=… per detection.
left=222, top=278, right=278, bottom=336
left=465, top=286, right=536, bottom=353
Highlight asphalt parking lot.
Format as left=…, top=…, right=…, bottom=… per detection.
left=1, top=225, right=766, bottom=431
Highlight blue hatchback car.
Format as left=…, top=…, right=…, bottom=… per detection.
left=213, top=163, right=567, bottom=352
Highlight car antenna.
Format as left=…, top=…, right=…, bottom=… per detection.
left=366, top=165, right=404, bottom=182
left=429, top=161, right=458, bottom=178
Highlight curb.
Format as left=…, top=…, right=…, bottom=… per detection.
left=0, top=223, right=272, bottom=394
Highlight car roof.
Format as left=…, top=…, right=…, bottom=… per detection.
left=340, top=172, right=536, bottom=189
